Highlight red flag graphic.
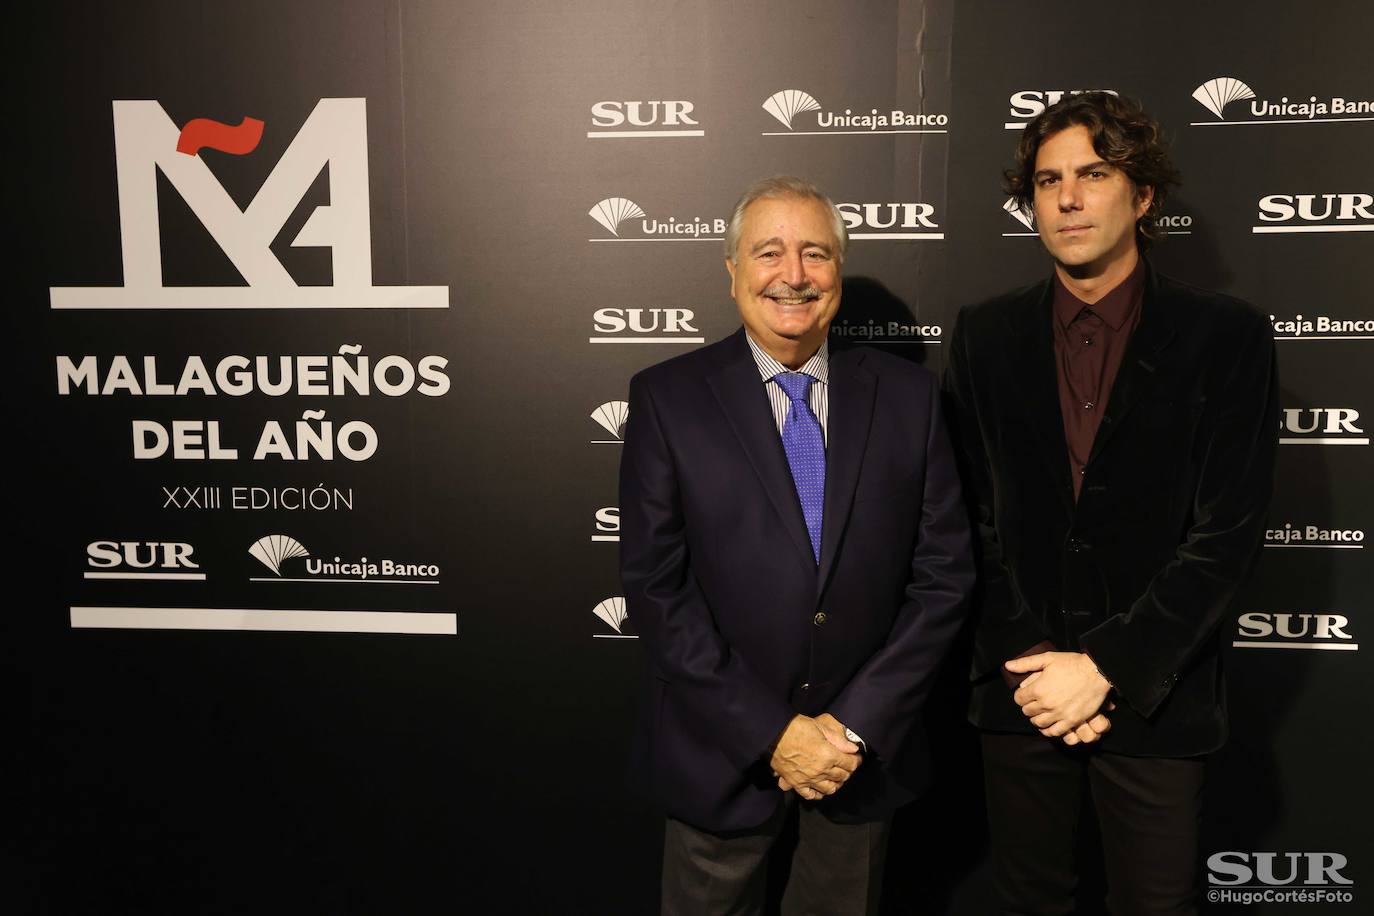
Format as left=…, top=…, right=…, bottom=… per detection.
left=176, top=116, right=265, bottom=157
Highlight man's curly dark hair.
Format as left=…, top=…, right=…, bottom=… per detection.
left=1004, top=92, right=1182, bottom=247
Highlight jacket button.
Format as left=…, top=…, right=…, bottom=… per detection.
left=813, top=612, right=827, bottom=626
left=800, top=682, right=811, bottom=692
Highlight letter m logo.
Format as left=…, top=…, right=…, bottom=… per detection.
left=50, top=98, right=446, bottom=310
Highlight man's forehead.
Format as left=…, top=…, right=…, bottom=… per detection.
left=741, top=195, right=834, bottom=237
left=1035, top=125, right=1099, bottom=165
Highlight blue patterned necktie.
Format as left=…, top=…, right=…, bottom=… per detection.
left=772, top=371, right=825, bottom=564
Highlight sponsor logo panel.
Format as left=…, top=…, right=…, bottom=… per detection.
left=1265, top=524, right=1365, bottom=549
left=248, top=534, right=441, bottom=584
left=588, top=99, right=703, bottom=139
left=1235, top=612, right=1358, bottom=651
left=85, top=540, right=204, bottom=580
left=1255, top=193, right=1374, bottom=234
left=1191, top=75, right=1373, bottom=126
left=761, top=89, right=948, bottom=136
left=1206, top=851, right=1355, bottom=905
left=591, top=307, right=703, bottom=344
left=1279, top=407, right=1368, bottom=445
left=1272, top=313, right=1374, bottom=341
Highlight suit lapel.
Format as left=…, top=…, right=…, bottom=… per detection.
left=1086, top=267, right=1179, bottom=466
left=1005, top=282, right=1075, bottom=511
left=706, top=331, right=817, bottom=576
left=816, top=346, right=876, bottom=593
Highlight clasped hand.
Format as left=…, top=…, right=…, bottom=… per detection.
left=768, top=713, right=862, bottom=800
left=1006, top=651, right=1114, bottom=746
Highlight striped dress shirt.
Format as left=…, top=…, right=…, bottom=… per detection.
left=744, top=334, right=829, bottom=447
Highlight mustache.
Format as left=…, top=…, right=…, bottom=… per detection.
left=762, top=283, right=821, bottom=301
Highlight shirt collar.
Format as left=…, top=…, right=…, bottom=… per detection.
left=745, top=333, right=829, bottom=385
left=1052, top=256, right=1146, bottom=332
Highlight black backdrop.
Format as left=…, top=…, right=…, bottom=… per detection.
left=12, top=1, right=1372, bottom=912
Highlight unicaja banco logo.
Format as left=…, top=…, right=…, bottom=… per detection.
left=49, top=99, right=447, bottom=310
left=1191, top=75, right=1374, bottom=125
left=249, top=535, right=310, bottom=576
left=590, top=401, right=629, bottom=443
left=588, top=197, right=724, bottom=241
left=762, top=88, right=948, bottom=135
left=593, top=596, right=636, bottom=637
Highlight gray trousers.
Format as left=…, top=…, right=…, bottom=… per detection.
left=661, top=794, right=891, bottom=916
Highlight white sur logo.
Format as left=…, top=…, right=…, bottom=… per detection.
left=50, top=98, right=447, bottom=310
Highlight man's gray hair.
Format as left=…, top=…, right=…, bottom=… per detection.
left=723, top=176, right=848, bottom=264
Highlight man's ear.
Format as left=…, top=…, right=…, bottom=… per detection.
left=725, top=257, right=737, bottom=295
left=1134, top=184, right=1155, bottom=219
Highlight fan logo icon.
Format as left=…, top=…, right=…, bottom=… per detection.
left=1002, top=198, right=1035, bottom=235
left=588, top=197, right=725, bottom=242
left=249, top=535, right=310, bottom=576
left=592, top=596, right=636, bottom=638
left=590, top=401, right=629, bottom=443
left=761, top=89, right=948, bottom=136
left=1190, top=76, right=1374, bottom=126
left=49, top=99, right=449, bottom=311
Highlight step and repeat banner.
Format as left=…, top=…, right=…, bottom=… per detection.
left=13, top=0, right=1370, bottom=912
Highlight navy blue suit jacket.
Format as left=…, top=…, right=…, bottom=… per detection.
left=619, top=328, right=973, bottom=832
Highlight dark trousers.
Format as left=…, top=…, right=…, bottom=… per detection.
left=982, top=732, right=1206, bottom=916
left=661, top=793, right=891, bottom=916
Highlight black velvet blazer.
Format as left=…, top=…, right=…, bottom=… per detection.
left=944, top=265, right=1278, bottom=757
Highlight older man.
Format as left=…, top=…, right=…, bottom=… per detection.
left=944, top=93, right=1278, bottom=914
left=619, top=176, right=972, bottom=914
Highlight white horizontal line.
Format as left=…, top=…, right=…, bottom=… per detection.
left=70, top=606, right=457, bottom=635
left=1191, top=117, right=1374, bottom=126
left=1263, top=543, right=1363, bottom=549
left=589, top=337, right=705, bottom=344
left=592, top=633, right=638, bottom=639
left=591, top=535, right=620, bottom=542
left=1004, top=123, right=1028, bottom=130
left=1165, top=231, right=1193, bottom=235
left=761, top=129, right=948, bottom=136
left=1279, top=438, right=1369, bottom=445
left=1252, top=225, right=1374, bottom=234
left=1232, top=641, right=1358, bottom=650
left=248, top=577, right=440, bottom=584
left=854, top=340, right=943, bottom=345
left=586, top=130, right=705, bottom=138
left=588, top=237, right=723, bottom=242
left=590, top=440, right=623, bottom=445
left=49, top=287, right=449, bottom=310
left=1002, top=231, right=1037, bottom=237
left=1276, top=335, right=1374, bottom=341
left=83, top=571, right=207, bottom=580
left=848, top=233, right=945, bottom=240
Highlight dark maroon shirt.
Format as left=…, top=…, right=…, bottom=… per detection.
left=1052, top=258, right=1145, bottom=501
